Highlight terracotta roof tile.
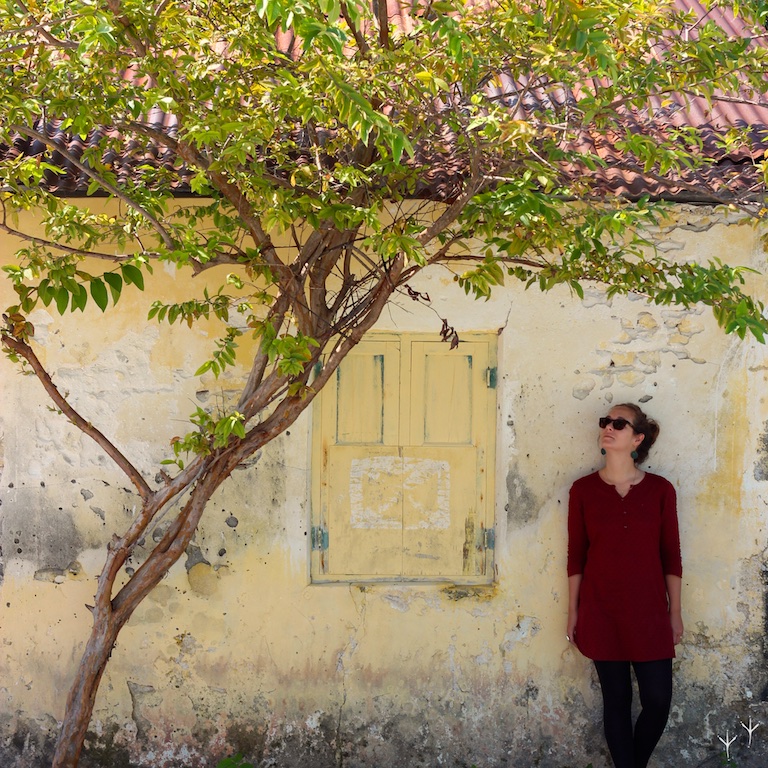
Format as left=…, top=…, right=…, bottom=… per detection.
left=2, top=1, right=767, bottom=202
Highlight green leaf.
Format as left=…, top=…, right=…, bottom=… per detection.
left=38, top=279, right=54, bottom=307
left=71, top=283, right=88, bottom=312
left=103, top=272, right=123, bottom=303
left=55, top=288, right=70, bottom=315
left=121, top=264, right=144, bottom=290
left=90, top=279, right=109, bottom=311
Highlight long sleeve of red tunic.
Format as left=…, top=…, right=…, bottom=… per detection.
left=567, top=471, right=682, bottom=661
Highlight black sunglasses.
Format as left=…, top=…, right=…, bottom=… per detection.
left=599, top=416, right=636, bottom=431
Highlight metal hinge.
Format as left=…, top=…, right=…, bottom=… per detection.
left=486, top=367, right=497, bottom=389
left=476, top=525, right=495, bottom=551
left=311, top=524, right=328, bottom=552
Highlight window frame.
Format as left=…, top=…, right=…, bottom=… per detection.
left=310, top=332, right=497, bottom=585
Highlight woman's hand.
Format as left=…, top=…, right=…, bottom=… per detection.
left=665, top=574, right=683, bottom=644
left=567, top=574, right=582, bottom=645
left=567, top=610, right=577, bottom=645
left=670, top=610, right=684, bottom=645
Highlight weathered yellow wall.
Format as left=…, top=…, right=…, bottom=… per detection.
left=1, top=205, right=767, bottom=767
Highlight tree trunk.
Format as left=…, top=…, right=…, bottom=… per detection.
left=51, top=464, right=228, bottom=768
left=46, top=294, right=396, bottom=767
left=52, top=614, right=123, bottom=768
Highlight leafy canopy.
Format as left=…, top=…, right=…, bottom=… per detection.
left=1, top=0, right=768, bottom=420
left=6, top=6, right=768, bottom=765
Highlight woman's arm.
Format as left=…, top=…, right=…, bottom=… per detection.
left=567, top=574, right=582, bottom=644
left=566, top=483, right=586, bottom=646
left=666, top=574, right=683, bottom=644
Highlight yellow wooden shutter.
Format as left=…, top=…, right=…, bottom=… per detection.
left=312, top=334, right=495, bottom=582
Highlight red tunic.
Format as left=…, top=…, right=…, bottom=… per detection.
left=567, top=471, right=682, bottom=662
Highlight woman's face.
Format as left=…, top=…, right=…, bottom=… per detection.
left=599, top=406, right=644, bottom=457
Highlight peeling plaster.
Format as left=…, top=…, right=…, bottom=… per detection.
left=126, top=681, right=159, bottom=742
left=2, top=206, right=768, bottom=768
left=501, top=616, right=542, bottom=652
left=572, top=378, right=596, bottom=400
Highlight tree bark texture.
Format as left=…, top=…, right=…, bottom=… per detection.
left=51, top=617, right=123, bottom=768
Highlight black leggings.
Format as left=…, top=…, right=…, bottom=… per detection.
left=593, top=659, right=673, bottom=768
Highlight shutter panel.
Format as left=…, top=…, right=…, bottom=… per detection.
left=326, top=447, right=404, bottom=576
left=405, top=342, right=489, bottom=577
left=312, top=334, right=495, bottom=583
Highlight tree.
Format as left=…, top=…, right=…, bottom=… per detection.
left=1, top=0, right=768, bottom=765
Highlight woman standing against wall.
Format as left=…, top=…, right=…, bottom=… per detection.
left=567, top=403, right=683, bottom=768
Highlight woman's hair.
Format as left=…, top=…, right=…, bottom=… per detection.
left=618, top=403, right=660, bottom=464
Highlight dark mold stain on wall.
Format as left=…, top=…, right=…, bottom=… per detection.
left=761, top=557, right=768, bottom=701
left=754, top=420, right=768, bottom=481
left=0, top=488, right=83, bottom=572
left=505, top=466, right=539, bottom=528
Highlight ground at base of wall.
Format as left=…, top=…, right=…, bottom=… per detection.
left=3, top=701, right=768, bottom=768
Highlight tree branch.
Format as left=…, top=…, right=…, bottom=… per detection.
left=153, top=0, right=173, bottom=16
left=417, top=158, right=486, bottom=246
left=9, top=125, right=177, bottom=250
left=237, top=293, right=291, bottom=416
left=104, top=0, right=149, bottom=58
left=1, top=333, right=152, bottom=502
left=0, top=217, right=137, bottom=263
left=168, top=137, right=288, bottom=272
left=683, top=89, right=768, bottom=110
left=111, top=451, right=235, bottom=620
left=340, top=0, right=370, bottom=56
left=14, top=0, right=78, bottom=49
left=377, top=0, right=390, bottom=50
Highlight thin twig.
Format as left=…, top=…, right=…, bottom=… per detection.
left=0, top=218, right=137, bottom=263
left=1, top=334, right=152, bottom=501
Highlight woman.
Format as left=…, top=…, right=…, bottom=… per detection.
left=567, top=403, right=683, bottom=768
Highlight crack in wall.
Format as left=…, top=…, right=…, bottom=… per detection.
left=334, top=585, right=368, bottom=768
